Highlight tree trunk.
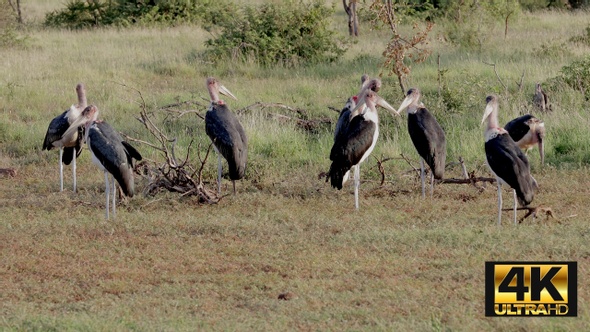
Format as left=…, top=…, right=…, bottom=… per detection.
left=343, top=0, right=359, bottom=37
left=397, top=75, right=406, bottom=95
left=8, top=0, right=23, bottom=24
left=351, top=1, right=358, bottom=36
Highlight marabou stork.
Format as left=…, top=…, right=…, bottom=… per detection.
left=333, top=74, right=372, bottom=143
left=204, top=77, right=247, bottom=195
left=482, top=95, right=536, bottom=225
left=397, top=88, right=446, bottom=198
left=64, top=105, right=142, bottom=220
left=504, top=114, right=545, bottom=165
left=328, top=89, right=397, bottom=210
left=533, top=83, right=550, bottom=113
left=332, top=76, right=384, bottom=190
left=42, top=83, right=87, bottom=192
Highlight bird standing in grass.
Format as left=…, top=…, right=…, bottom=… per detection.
left=332, top=75, right=384, bottom=190
left=328, top=88, right=397, bottom=210
left=42, top=83, right=87, bottom=192
left=504, top=114, right=545, bottom=165
left=533, top=83, right=550, bottom=113
left=397, top=88, right=446, bottom=198
left=64, top=105, right=142, bottom=220
left=482, top=95, right=536, bottom=225
left=204, top=77, right=247, bottom=195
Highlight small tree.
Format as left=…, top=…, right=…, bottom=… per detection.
left=1, top=0, right=26, bottom=47
left=7, top=0, right=22, bottom=24
left=369, top=0, right=433, bottom=94
left=483, top=0, right=521, bottom=39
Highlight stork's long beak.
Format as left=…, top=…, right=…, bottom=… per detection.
left=63, top=114, right=89, bottom=139
left=218, top=85, right=237, bottom=100
left=396, top=95, right=414, bottom=114
left=377, top=96, right=399, bottom=116
left=481, top=103, right=494, bottom=125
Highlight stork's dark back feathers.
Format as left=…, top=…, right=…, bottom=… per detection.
left=42, top=110, right=85, bottom=165
left=504, top=114, right=535, bottom=143
left=205, top=102, right=248, bottom=180
left=407, top=107, right=446, bottom=179
left=334, top=97, right=355, bottom=143
left=88, top=121, right=142, bottom=197
left=485, top=133, right=535, bottom=206
left=328, top=114, right=376, bottom=189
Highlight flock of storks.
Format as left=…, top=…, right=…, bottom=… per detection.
left=42, top=77, right=546, bottom=224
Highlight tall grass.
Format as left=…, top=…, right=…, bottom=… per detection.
left=1, top=2, right=590, bottom=331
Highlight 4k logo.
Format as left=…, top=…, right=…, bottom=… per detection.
left=485, top=262, right=577, bottom=317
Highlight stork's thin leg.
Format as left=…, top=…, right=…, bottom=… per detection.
left=539, top=140, right=545, bottom=165
left=354, top=164, right=360, bottom=210
left=104, top=171, right=110, bottom=220
left=112, top=174, right=116, bottom=220
left=232, top=180, right=236, bottom=195
left=72, top=153, right=77, bottom=193
left=430, top=170, right=434, bottom=198
left=513, top=189, right=517, bottom=225
left=59, top=147, right=64, bottom=192
left=420, top=159, right=425, bottom=199
left=496, top=177, right=502, bottom=225
left=217, top=153, right=222, bottom=195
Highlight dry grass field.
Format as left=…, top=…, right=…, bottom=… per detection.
left=1, top=1, right=590, bottom=331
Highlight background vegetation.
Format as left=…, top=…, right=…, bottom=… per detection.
left=1, top=0, right=589, bottom=330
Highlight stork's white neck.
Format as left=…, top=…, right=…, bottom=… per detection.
left=66, top=104, right=82, bottom=122
left=406, top=102, right=424, bottom=115
left=484, top=127, right=507, bottom=142
left=363, top=107, right=379, bottom=123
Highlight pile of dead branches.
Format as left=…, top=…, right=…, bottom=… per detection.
left=123, top=86, right=219, bottom=204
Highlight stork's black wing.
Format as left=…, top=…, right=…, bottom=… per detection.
left=334, top=97, right=354, bottom=143
left=42, top=110, right=69, bottom=150
left=408, top=108, right=446, bottom=179
left=88, top=122, right=136, bottom=197
left=504, top=114, right=534, bottom=143
left=205, top=104, right=248, bottom=180
left=122, top=141, right=142, bottom=167
left=328, top=116, right=376, bottom=189
left=485, top=133, right=535, bottom=206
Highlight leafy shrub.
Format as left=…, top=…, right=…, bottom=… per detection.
left=532, top=41, right=571, bottom=59
left=560, top=56, right=590, bottom=98
left=44, top=1, right=111, bottom=29
left=44, top=0, right=235, bottom=29
left=569, top=24, right=590, bottom=45
left=203, top=0, right=347, bottom=67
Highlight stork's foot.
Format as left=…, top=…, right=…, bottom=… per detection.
left=501, top=205, right=555, bottom=223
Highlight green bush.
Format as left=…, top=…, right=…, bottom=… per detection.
left=203, top=0, right=348, bottom=67
left=569, top=24, right=590, bottom=45
left=560, top=55, right=590, bottom=98
left=44, top=0, right=235, bottom=29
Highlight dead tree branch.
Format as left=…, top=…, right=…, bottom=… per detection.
left=483, top=61, right=508, bottom=91
left=159, top=100, right=207, bottom=119
left=117, top=83, right=220, bottom=204
left=440, top=176, right=496, bottom=184
left=516, top=70, right=525, bottom=93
